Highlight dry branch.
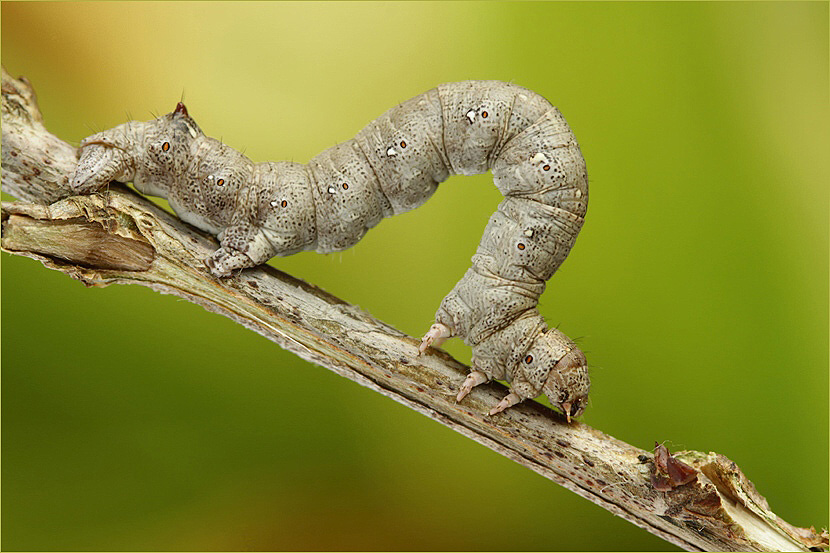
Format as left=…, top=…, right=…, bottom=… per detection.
left=1, top=67, right=825, bottom=553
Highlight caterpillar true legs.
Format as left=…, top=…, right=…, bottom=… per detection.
left=72, top=81, right=590, bottom=420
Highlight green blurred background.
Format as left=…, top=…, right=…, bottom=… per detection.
left=2, top=2, right=827, bottom=551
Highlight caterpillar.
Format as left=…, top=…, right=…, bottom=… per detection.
left=72, top=80, right=590, bottom=420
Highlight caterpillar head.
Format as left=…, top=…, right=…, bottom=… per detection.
left=522, top=329, right=590, bottom=422
left=72, top=102, right=202, bottom=194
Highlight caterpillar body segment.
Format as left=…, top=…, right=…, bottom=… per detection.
left=73, top=80, right=590, bottom=419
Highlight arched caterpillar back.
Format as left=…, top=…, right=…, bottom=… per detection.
left=73, top=81, right=590, bottom=419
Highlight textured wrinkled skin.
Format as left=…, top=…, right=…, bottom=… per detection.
left=73, top=81, right=590, bottom=418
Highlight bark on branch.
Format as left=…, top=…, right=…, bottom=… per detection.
left=1, top=67, right=825, bottom=552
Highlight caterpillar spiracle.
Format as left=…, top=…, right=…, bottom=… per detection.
left=72, top=80, right=590, bottom=420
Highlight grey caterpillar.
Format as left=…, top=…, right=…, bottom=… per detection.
left=72, top=80, right=590, bottom=420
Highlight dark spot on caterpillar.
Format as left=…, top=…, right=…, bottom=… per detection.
left=596, top=479, right=606, bottom=487
left=32, top=167, right=41, bottom=176
left=482, top=111, right=488, bottom=118
left=543, top=164, right=550, bottom=171
left=10, top=151, right=17, bottom=157
left=415, top=386, right=424, bottom=392
left=248, top=280, right=259, bottom=289
left=435, top=380, right=443, bottom=386
left=517, top=243, right=525, bottom=250
left=162, top=142, right=170, bottom=152
left=400, top=141, right=406, bottom=148
left=542, top=451, right=553, bottom=459
left=525, top=354, right=533, bottom=363
left=556, top=439, right=570, bottom=448
left=281, top=200, right=287, bottom=208
left=583, top=457, right=595, bottom=467
left=554, top=451, right=565, bottom=458
left=216, top=178, right=225, bottom=186
left=342, top=183, right=349, bottom=190
left=399, top=357, right=409, bottom=364
left=637, top=454, right=649, bottom=464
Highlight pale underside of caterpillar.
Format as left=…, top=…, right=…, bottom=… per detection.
left=72, top=80, right=590, bottom=420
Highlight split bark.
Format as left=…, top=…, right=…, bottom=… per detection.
left=1, top=67, right=825, bottom=552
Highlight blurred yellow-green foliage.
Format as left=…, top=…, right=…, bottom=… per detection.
left=2, top=2, right=827, bottom=551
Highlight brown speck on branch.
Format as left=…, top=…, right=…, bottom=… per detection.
left=1, top=67, right=826, bottom=553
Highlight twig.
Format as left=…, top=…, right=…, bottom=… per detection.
left=1, top=67, right=825, bottom=553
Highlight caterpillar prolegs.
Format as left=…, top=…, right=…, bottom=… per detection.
left=72, top=80, right=590, bottom=420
